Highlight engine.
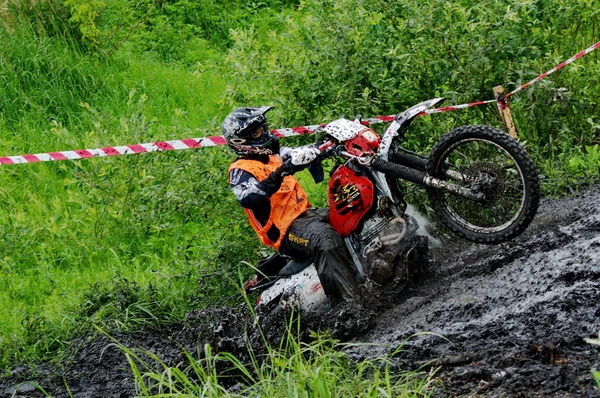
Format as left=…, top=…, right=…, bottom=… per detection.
left=328, top=159, right=425, bottom=285
left=350, top=208, right=411, bottom=284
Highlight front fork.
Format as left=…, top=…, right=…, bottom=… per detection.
left=344, top=235, right=366, bottom=279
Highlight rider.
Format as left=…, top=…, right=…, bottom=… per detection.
left=222, top=106, right=361, bottom=308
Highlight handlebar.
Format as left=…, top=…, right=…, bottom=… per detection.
left=314, top=139, right=374, bottom=164
left=316, top=139, right=336, bottom=153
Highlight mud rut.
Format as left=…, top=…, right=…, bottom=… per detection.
left=2, top=185, right=600, bottom=397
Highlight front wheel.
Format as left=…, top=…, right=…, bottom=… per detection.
left=426, top=125, right=540, bottom=244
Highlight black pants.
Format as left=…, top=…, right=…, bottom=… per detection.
left=279, top=209, right=361, bottom=308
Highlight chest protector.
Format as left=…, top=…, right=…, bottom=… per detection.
left=230, top=156, right=310, bottom=250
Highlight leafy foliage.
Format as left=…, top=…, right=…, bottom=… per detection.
left=0, top=0, right=599, bottom=372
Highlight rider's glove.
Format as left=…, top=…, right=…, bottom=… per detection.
left=290, top=146, right=320, bottom=166
left=276, top=145, right=321, bottom=178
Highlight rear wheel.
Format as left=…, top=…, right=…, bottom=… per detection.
left=426, top=125, right=539, bottom=244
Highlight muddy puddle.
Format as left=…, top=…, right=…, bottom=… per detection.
left=2, top=185, right=600, bottom=397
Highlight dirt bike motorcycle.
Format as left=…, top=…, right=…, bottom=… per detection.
left=249, top=98, right=540, bottom=313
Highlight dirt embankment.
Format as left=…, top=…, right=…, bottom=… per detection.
left=2, top=185, right=600, bottom=397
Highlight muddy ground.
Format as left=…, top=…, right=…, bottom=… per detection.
left=2, top=184, right=600, bottom=397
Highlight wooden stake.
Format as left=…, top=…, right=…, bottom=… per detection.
left=493, top=85, right=518, bottom=138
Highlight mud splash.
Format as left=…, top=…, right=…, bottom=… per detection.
left=2, top=185, right=600, bottom=397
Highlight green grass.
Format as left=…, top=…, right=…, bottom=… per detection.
left=0, top=29, right=243, bottom=368
left=585, top=332, right=600, bottom=390
left=0, top=147, right=256, bottom=368
left=113, top=320, right=440, bottom=397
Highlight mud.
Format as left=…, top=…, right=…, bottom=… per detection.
left=346, top=185, right=600, bottom=397
left=2, top=184, right=600, bottom=397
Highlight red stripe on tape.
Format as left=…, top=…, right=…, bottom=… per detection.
left=50, top=152, right=67, bottom=160
left=156, top=142, right=175, bottom=151
left=181, top=139, right=200, bottom=148
left=0, top=158, right=14, bottom=165
left=127, top=145, right=147, bottom=153
left=208, top=136, right=226, bottom=145
left=555, top=61, right=568, bottom=70
left=23, top=155, right=41, bottom=162
left=75, top=150, right=94, bottom=158
left=49, top=153, right=66, bottom=160
left=101, top=147, right=121, bottom=156
left=291, top=126, right=314, bottom=135
left=467, top=101, right=490, bottom=107
left=436, top=106, right=459, bottom=112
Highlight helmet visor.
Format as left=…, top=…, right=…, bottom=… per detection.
left=242, top=123, right=270, bottom=145
left=250, top=126, right=266, bottom=139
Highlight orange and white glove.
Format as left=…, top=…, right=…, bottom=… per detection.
left=290, top=146, right=320, bottom=166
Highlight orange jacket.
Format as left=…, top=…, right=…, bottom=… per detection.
left=229, top=155, right=310, bottom=249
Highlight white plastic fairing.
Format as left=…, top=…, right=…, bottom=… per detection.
left=379, top=98, right=445, bottom=159
left=379, top=120, right=401, bottom=159
left=324, top=119, right=367, bottom=142
left=258, top=265, right=328, bottom=312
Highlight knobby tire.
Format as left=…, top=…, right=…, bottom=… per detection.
left=426, top=125, right=540, bottom=244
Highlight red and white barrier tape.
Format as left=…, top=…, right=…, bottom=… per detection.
left=2, top=40, right=599, bottom=166
left=0, top=137, right=226, bottom=165
left=505, top=40, right=600, bottom=99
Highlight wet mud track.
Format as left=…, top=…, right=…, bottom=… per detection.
left=2, top=185, right=600, bottom=397
left=346, top=185, right=600, bottom=397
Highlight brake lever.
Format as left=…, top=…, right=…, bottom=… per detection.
left=317, top=139, right=336, bottom=155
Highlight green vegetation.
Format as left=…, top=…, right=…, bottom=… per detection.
left=0, top=0, right=599, bottom=388
left=116, top=322, right=439, bottom=397
left=585, top=332, right=600, bottom=389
